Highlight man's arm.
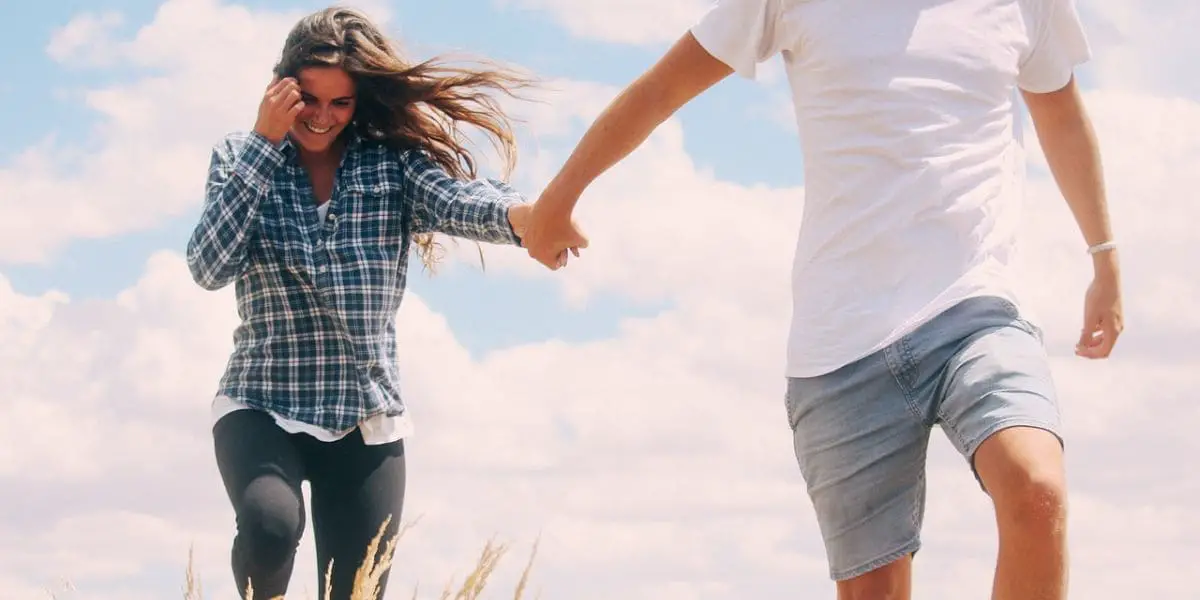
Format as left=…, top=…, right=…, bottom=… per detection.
left=539, top=32, right=734, bottom=212
left=1022, top=76, right=1114, bottom=259
left=1022, top=75, right=1123, bottom=358
left=520, top=33, right=733, bottom=268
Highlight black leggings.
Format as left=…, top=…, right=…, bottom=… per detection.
left=213, top=409, right=406, bottom=600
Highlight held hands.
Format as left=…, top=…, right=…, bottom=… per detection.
left=518, top=197, right=588, bottom=270
left=509, top=203, right=580, bottom=267
left=254, top=76, right=304, bottom=146
left=1076, top=255, right=1124, bottom=359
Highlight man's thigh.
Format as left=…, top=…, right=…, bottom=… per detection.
left=785, top=351, right=931, bottom=582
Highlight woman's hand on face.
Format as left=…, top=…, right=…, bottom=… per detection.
left=254, top=76, right=304, bottom=145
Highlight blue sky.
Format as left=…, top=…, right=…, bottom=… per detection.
left=1, top=0, right=804, bottom=356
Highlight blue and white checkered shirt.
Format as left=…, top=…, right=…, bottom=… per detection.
left=186, top=130, right=524, bottom=433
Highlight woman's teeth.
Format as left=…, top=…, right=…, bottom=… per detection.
left=305, top=122, right=332, bottom=134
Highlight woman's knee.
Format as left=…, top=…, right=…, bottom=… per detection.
left=235, top=476, right=305, bottom=570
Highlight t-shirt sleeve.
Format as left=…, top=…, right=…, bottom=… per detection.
left=1017, top=0, right=1092, bottom=93
left=689, top=0, right=788, bottom=80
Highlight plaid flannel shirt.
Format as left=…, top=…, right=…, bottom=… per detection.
left=186, top=130, right=524, bottom=433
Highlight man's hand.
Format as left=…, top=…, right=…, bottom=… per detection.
left=522, top=196, right=588, bottom=270
left=1076, top=254, right=1123, bottom=359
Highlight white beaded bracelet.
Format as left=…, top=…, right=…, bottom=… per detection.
left=1087, top=241, right=1117, bottom=255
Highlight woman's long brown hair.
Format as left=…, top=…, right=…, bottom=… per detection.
left=274, top=6, right=535, bottom=269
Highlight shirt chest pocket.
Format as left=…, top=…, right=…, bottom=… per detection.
left=327, top=182, right=408, bottom=267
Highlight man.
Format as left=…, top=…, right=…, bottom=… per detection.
left=521, top=0, right=1121, bottom=598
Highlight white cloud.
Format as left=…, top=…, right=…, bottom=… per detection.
left=2, top=0, right=1198, bottom=598
left=1084, top=0, right=1200, bottom=99
left=45, top=11, right=124, bottom=66
left=495, top=0, right=710, bottom=46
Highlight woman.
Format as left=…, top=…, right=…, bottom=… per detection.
left=185, top=7, right=570, bottom=598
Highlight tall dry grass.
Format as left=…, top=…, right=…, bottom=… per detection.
left=173, top=516, right=541, bottom=600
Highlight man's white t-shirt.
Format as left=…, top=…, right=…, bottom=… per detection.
left=691, top=0, right=1092, bottom=377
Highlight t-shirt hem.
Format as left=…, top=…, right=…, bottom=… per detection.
left=784, top=290, right=1025, bottom=379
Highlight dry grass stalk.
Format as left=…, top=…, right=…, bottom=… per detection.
left=184, top=545, right=203, bottom=600
left=440, top=537, right=506, bottom=600
left=511, top=537, right=540, bottom=600
left=176, top=517, right=538, bottom=600
left=348, top=515, right=406, bottom=600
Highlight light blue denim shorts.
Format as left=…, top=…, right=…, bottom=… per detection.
left=784, top=295, right=1063, bottom=581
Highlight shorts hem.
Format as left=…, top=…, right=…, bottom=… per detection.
left=829, top=538, right=922, bottom=582
left=963, top=418, right=1064, bottom=461
left=964, top=418, right=1065, bottom=493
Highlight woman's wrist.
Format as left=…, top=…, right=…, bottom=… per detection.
left=507, top=203, right=531, bottom=240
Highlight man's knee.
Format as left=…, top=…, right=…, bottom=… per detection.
left=975, top=427, right=1068, bottom=530
left=235, top=477, right=305, bottom=571
left=995, top=466, right=1067, bottom=531
left=836, top=555, right=912, bottom=600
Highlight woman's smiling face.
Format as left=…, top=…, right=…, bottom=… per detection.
left=289, top=66, right=357, bottom=153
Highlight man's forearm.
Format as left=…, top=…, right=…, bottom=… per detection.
left=541, top=79, right=674, bottom=211
left=540, top=32, right=734, bottom=212
left=1024, top=83, right=1116, bottom=269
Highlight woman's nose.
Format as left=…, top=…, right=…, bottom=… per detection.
left=307, top=104, right=331, bottom=123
